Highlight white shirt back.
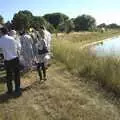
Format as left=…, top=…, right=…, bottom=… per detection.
left=0, top=35, right=21, bottom=60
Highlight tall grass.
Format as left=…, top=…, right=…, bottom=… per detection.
left=54, top=30, right=120, bottom=45
left=53, top=31, right=120, bottom=95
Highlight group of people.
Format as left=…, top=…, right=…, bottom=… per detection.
left=0, top=26, right=51, bottom=96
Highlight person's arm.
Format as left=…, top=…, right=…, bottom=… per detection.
left=0, top=42, right=3, bottom=49
left=34, top=42, right=39, bottom=63
left=16, top=40, right=21, bottom=57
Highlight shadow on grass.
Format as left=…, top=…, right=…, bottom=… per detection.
left=0, top=90, right=24, bottom=104
left=0, top=80, right=45, bottom=104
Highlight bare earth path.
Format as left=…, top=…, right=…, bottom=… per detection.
left=0, top=62, right=120, bottom=120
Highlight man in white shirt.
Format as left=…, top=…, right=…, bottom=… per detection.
left=0, top=27, right=21, bottom=95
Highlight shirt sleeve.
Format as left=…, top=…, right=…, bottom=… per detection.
left=0, top=42, right=2, bottom=49
left=16, top=41, right=21, bottom=56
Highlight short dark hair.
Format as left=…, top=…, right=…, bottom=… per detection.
left=40, top=25, right=45, bottom=30
left=0, top=27, right=8, bottom=35
left=19, top=31, right=25, bottom=36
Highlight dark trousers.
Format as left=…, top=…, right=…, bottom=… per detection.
left=4, top=57, right=20, bottom=93
left=37, top=63, right=46, bottom=80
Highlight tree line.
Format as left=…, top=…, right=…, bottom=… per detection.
left=0, top=10, right=120, bottom=33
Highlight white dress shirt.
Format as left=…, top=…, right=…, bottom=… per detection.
left=0, top=34, right=21, bottom=60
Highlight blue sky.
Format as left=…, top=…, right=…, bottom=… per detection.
left=0, top=0, right=120, bottom=25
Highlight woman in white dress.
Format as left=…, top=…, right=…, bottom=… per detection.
left=35, top=29, right=48, bottom=81
left=20, top=31, right=34, bottom=70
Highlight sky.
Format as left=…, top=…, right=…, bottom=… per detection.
left=0, top=0, right=120, bottom=25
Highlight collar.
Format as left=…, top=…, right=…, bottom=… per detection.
left=1, top=34, right=8, bottom=38
left=4, top=34, right=8, bottom=37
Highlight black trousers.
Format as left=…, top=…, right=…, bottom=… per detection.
left=37, top=63, right=46, bottom=80
left=4, top=57, right=20, bottom=93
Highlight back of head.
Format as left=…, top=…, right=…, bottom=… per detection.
left=39, top=29, right=45, bottom=39
left=9, top=30, right=16, bottom=37
left=0, top=27, right=8, bottom=35
left=19, top=30, right=25, bottom=36
left=40, top=25, right=45, bottom=30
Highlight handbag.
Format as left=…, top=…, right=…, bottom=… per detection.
left=38, top=45, right=48, bottom=55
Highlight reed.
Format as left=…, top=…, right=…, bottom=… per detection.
left=53, top=30, right=120, bottom=95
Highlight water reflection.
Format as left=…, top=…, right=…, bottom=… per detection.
left=91, top=36, right=120, bottom=57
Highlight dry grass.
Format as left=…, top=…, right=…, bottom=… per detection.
left=0, top=63, right=120, bottom=120
left=53, top=30, right=120, bottom=45
left=53, top=30, right=120, bottom=95
left=0, top=30, right=120, bottom=120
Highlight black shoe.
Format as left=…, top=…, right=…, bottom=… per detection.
left=6, top=91, right=13, bottom=95
left=43, top=77, right=47, bottom=81
left=14, top=90, right=22, bottom=97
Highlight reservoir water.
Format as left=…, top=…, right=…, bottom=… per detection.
left=91, top=36, right=120, bottom=57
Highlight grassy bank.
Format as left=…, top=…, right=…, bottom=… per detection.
left=53, top=30, right=120, bottom=95
left=54, top=30, right=120, bottom=45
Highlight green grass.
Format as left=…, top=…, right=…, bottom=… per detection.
left=53, top=30, right=120, bottom=95
left=0, top=70, right=5, bottom=93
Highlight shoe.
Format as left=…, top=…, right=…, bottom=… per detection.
left=14, top=90, right=22, bottom=97
left=6, top=91, right=13, bottom=95
left=40, top=78, right=42, bottom=81
left=43, top=77, right=47, bottom=81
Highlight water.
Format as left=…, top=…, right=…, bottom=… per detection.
left=91, top=36, right=120, bottom=57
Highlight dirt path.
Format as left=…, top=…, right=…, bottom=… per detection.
left=0, top=62, right=120, bottom=120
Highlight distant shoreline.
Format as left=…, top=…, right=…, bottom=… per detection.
left=81, top=35, right=120, bottom=49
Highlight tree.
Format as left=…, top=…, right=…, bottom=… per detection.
left=43, top=13, right=69, bottom=29
left=0, top=15, right=4, bottom=24
left=74, top=14, right=96, bottom=31
left=97, top=23, right=106, bottom=28
left=58, top=19, right=74, bottom=33
left=107, top=23, right=120, bottom=29
left=12, top=10, right=33, bottom=31
left=31, top=16, right=47, bottom=30
left=46, top=23, right=55, bottom=33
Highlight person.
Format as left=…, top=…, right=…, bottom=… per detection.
left=35, top=29, right=48, bottom=81
left=9, top=30, right=20, bottom=42
left=9, top=30, right=21, bottom=55
left=40, top=26, right=52, bottom=68
left=9, top=30, right=25, bottom=71
left=20, top=31, right=34, bottom=70
left=0, top=27, right=21, bottom=95
left=29, top=28, right=39, bottom=58
left=42, top=26, right=52, bottom=53
left=9, top=30, right=17, bottom=39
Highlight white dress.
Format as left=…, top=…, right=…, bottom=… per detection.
left=20, top=34, right=34, bottom=68
left=43, top=29, right=52, bottom=66
left=36, top=39, right=47, bottom=64
left=43, top=29, right=51, bottom=53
